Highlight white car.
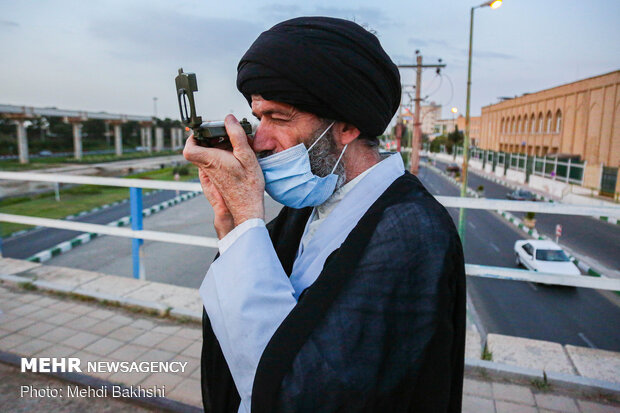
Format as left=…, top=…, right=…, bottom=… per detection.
left=514, top=239, right=581, bottom=276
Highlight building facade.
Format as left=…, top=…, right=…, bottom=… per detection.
left=421, top=102, right=441, bottom=135
left=479, top=71, right=619, bottom=167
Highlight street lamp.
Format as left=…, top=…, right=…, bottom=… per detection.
left=458, top=0, right=503, bottom=245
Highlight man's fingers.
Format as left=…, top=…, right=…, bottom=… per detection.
left=224, top=115, right=254, bottom=162
left=183, top=134, right=222, bottom=169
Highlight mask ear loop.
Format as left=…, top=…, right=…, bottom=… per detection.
left=308, top=121, right=335, bottom=152
left=331, top=143, right=348, bottom=174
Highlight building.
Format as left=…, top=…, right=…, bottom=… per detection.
left=456, top=115, right=481, bottom=147
left=420, top=102, right=441, bottom=135
left=479, top=71, right=618, bottom=155
left=433, top=115, right=481, bottom=145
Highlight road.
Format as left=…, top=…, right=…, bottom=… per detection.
left=2, top=189, right=188, bottom=259
left=433, top=158, right=620, bottom=272
left=417, top=163, right=620, bottom=352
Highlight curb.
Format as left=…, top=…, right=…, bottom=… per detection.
left=26, top=191, right=201, bottom=263
left=465, top=358, right=620, bottom=400
left=4, top=190, right=163, bottom=240
left=422, top=161, right=610, bottom=280
left=0, top=350, right=201, bottom=413
left=434, top=156, right=619, bottom=224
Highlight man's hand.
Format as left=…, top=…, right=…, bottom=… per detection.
left=184, top=115, right=265, bottom=239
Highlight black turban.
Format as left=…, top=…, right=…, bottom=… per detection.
left=236, top=17, right=401, bottom=137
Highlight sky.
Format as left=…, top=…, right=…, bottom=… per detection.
left=1, top=0, right=619, bottom=130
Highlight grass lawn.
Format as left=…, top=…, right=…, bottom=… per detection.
left=0, top=150, right=182, bottom=171
left=0, top=165, right=198, bottom=238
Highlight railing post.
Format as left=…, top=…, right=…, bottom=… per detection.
left=566, top=158, right=571, bottom=183
left=130, top=187, right=145, bottom=280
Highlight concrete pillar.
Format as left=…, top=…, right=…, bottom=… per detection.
left=114, top=124, right=123, bottom=156
left=72, top=123, right=83, bottom=160
left=171, top=128, right=179, bottom=149
left=140, top=127, right=146, bottom=148
left=15, top=120, right=29, bottom=164
left=155, top=127, right=164, bottom=152
left=145, top=127, right=153, bottom=153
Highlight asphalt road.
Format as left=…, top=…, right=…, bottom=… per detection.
left=2, top=189, right=188, bottom=259
left=417, top=163, right=620, bottom=352
left=433, top=159, right=620, bottom=272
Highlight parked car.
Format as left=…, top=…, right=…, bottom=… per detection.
left=506, top=189, right=537, bottom=201
left=38, top=150, right=53, bottom=157
left=446, top=163, right=460, bottom=173
left=514, top=240, right=581, bottom=277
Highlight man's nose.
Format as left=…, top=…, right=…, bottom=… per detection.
left=251, top=123, right=276, bottom=154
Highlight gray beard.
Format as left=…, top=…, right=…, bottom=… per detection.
left=307, top=127, right=346, bottom=190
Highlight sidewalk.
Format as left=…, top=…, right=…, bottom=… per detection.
left=1, top=260, right=619, bottom=412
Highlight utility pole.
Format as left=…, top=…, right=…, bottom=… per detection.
left=398, top=51, right=446, bottom=175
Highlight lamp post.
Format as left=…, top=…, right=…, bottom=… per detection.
left=458, top=0, right=502, bottom=245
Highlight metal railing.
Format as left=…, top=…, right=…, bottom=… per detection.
left=1, top=171, right=619, bottom=291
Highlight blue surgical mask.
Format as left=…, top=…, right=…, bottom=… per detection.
left=258, top=122, right=347, bottom=208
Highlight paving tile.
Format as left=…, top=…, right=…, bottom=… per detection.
left=43, top=326, right=80, bottom=343
left=107, top=325, right=145, bottom=341
left=10, top=304, right=41, bottom=316
left=495, top=401, right=536, bottom=413
left=576, top=400, right=620, bottom=413
left=46, top=301, right=77, bottom=312
left=130, top=319, right=156, bottom=330
left=131, top=331, right=168, bottom=347
left=151, top=325, right=182, bottom=335
left=189, top=365, right=201, bottom=380
left=46, top=312, right=80, bottom=325
left=0, top=327, right=12, bottom=338
left=107, top=344, right=150, bottom=360
left=108, top=371, right=149, bottom=386
left=33, top=344, right=77, bottom=358
left=35, top=297, right=58, bottom=307
left=492, top=382, right=535, bottom=406
left=88, top=320, right=125, bottom=336
left=23, top=308, right=59, bottom=321
left=67, top=315, right=100, bottom=330
left=167, top=378, right=202, bottom=407
left=462, top=394, right=495, bottom=413
left=14, top=338, right=55, bottom=356
left=66, top=304, right=96, bottom=315
left=464, top=378, right=493, bottom=398
left=155, top=336, right=193, bottom=354
left=176, top=327, right=201, bottom=340
left=166, top=354, right=199, bottom=379
left=138, top=348, right=176, bottom=363
left=181, top=341, right=201, bottom=358
left=534, top=393, right=578, bottom=412
left=19, top=322, right=56, bottom=338
left=107, top=314, right=135, bottom=326
left=0, top=317, right=37, bottom=332
left=62, top=332, right=101, bottom=349
left=16, top=294, right=40, bottom=304
left=0, top=333, right=31, bottom=350
left=72, top=351, right=114, bottom=380
left=140, top=372, right=185, bottom=393
left=88, top=309, right=116, bottom=320
left=0, top=301, right=24, bottom=311
left=83, top=337, right=125, bottom=356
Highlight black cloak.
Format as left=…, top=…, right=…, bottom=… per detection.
left=200, top=172, right=466, bottom=412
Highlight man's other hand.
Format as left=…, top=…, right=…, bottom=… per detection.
left=184, top=115, right=265, bottom=238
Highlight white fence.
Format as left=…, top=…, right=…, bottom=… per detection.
left=1, top=171, right=619, bottom=291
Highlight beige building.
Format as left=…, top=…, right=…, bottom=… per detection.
left=421, top=102, right=441, bottom=135
left=478, top=71, right=620, bottom=189
left=456, top=115, right=481, bottom=146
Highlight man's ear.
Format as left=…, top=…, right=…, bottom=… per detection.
left=333, top=122, right=361, bottom=146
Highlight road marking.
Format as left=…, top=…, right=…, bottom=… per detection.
left=468, top=222, right=477, bottom=229
left=527, top=282, right=538, bottom=291
left=490, top=242, right=500, bottom=252
left=578, top=332, right=597, bottom=349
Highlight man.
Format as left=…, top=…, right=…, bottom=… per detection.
left=184, top=17, right=465, bottom=413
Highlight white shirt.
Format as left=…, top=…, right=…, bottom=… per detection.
left=200, top=153, right=405, bottom=413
